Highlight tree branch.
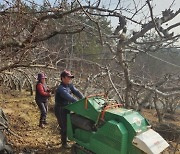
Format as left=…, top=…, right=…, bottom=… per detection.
left=146, top=0, right=163, bottom=38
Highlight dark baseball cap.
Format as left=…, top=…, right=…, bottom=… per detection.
left=37, top=73, right=47, bottom=80
left=60, top=70, right=74, bottom=78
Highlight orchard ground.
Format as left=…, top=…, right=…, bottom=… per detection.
left=0, top=90, right=179, bottom=153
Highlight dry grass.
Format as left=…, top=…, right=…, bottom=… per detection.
left=0, top=91, right=71, bottom=154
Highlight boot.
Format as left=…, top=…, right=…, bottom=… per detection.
left=39, top=122, right=45, bottom=128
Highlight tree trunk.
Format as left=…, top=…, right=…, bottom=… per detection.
left=153, top=93, right=163, bottom=123
left=116, top=40, right=131, bottom=107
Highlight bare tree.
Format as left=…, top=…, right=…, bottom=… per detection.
left=0, top=0, right=180, bottom=120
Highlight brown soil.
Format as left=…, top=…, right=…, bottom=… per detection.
left=0, top=90, right=179, bottom=154
left=0, top=91, right=71, bottom=154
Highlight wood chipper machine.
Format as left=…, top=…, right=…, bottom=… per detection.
left=65, top=95, right=169, bottom=154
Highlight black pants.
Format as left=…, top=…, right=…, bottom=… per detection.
left=54, top=105, right=69, bottom=145
left=36, top=101, right=48, bottom=124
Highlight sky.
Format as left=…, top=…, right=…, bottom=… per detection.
left=0, top=0, right=180, bottom=39
left=108, top=0, right=180, bottom=32
left=31, top=0, right=180, bottom=35
left=148, top=0, right=180, bottom=34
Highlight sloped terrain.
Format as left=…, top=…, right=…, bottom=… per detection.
left=0, top=89, right=179, bottom=154
left=0, top=91, right=71, bottom=154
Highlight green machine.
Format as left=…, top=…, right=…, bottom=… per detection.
left=65, top=95, right=169, bottom=154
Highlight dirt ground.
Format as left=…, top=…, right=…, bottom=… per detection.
left=0, top=91, right=72, bottom=154
left=0, top=90, right=179, bottom=154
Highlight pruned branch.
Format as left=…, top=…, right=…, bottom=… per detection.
left=131, top=80, right=180, bottom=97
left=106, top=67, right=123, bottom=102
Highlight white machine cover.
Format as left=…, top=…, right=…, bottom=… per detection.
left=133, top=129, right=169, bottom=154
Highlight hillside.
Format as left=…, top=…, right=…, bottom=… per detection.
left=0, top=90, right=71, bottom=154
left=0, top=90, right=179, bottom=154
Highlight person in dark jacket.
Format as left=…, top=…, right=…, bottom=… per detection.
left=55, top=70, right=83, bottom=149
left=35, top=73, right=51, bottom=128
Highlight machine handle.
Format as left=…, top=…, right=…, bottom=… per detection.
left=100, top=104, right=123, bottom=121
left=84, top=93, right=107, bottom=109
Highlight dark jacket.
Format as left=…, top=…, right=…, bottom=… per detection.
left=55, top=82, right=83, bottom=107
left=35, top=82, right=50, bottom=102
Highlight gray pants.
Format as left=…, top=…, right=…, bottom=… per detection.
left=36, top=101, right=48, bottom=123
